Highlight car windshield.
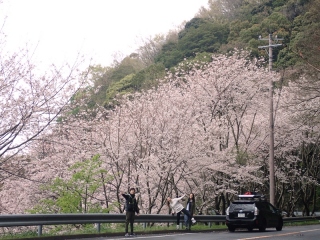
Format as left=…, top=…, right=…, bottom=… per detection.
left=230, top=203, right=255, bottom=211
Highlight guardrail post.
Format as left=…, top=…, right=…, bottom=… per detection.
left=143, top=222, right=146, bottom=229
left=209, top=222, right=212, bottom=228
left=96, top=223, right=101, bottom=233
left=38, top=225, right=42, bottom=236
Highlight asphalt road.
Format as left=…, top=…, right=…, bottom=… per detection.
left=72, top=224, right=320, bottom=240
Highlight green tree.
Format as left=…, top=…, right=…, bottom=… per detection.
left=137, top=34, right=166, bottom=67
left=179, top=19, right=229, bottom=57
left=156, top=18, right=229, bottom=69
left=29, top=155, right=113, bottom=213
left=104, top=62, right=166, bottom=108
left=130, top=63, right=166, bottom=90
left=289, top=0, right=320, bottom=72
left=198, top=0, right=251, bottom=21
left=104, top=73, right=136, bottom=108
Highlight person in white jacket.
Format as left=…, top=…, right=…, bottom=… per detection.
left=167, top=194, right=196, bottom=230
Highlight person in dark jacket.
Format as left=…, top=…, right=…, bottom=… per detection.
left=121, top=188, right=139, bottom=237
left=184, top=193, right=196, bottom=230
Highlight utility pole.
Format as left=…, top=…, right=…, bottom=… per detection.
left=258, top=34, right=282, bottom=205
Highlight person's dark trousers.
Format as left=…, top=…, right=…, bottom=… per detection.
left=125, top=211, right=135, bottom=234
left=176, top=211, right=181, bottom=225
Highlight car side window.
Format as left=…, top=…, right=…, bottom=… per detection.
left=267, top=203, right=276, bottom=213
left=256, top=202, right=266, bottom=211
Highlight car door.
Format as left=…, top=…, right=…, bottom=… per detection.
left=266, top=203, right=280, bottom=227
left=255, top=202, right=274, bottom=227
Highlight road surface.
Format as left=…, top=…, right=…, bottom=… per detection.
left=73, top=224, right=320, bottom=240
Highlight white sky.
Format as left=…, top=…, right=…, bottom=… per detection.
left=1, top=0, right=208, bottom=68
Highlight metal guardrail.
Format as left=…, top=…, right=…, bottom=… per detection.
left=0, top=214, right=225, bottom=227
left=283, top=216, right=320, bottom=223
left=0, top=214, right=319, bottom=236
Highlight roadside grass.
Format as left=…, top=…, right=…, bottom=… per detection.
left=284, top=220, right=320, bottom=226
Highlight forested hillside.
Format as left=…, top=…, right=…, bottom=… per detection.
left=80, top=0, right=319, bottom=109
left=1, top=0, right=320, bottom=232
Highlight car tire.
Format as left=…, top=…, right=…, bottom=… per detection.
left=258, top=219, right=266, bottom=232
left=247, top=227, right=253, bottom=232
left=228, top=226, right=236, bottom=232
left=276, top=218, right=283, bottom=231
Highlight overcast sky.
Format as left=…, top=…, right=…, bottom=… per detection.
left=1, top=0, right=208, bottom=68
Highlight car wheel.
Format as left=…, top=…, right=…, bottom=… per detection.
left=228, top=226, right=236, bottom=232
left=276, top=218, right=283, bottom=231
left=247, top=227, right=253, bottom=232
left=258, top=219, right=266, bottom=232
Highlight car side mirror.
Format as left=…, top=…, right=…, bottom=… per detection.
left=280, top=210, right=287, bottom=217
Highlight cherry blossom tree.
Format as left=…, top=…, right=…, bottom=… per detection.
left=165, top=54, right=275, bottom=213
left=272, top=75, right=320, bottom=216
left=4, top=50, right=318, bottom=218
left=0, top=12, right=88, bottom=213
left=0, top=47, right=85, bottom=171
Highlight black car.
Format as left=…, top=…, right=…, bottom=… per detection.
left=226, top=193, right=283, bottom=232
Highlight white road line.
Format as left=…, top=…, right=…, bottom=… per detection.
left=237, top=228, right=320, bottom=240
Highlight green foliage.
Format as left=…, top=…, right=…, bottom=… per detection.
left=169, top=52, right=213, bottom=76
left=156, top=18, right=229, bottom=69
left=105, top=73, right=135, bottom=106
left=155, top=41, right=182, bottom=69
left=73, top=0, right=320, bottom=112
left=272, top=0, right=287, bottom=8
left=130, top=63, right=166, bottom=90
left=109, top=57, right=144, bottom=83
left=193, top=52, right=213, bottom=63
left=104, top=63, right=166, bottom=108
left=228, top=20, right=251, bottom=42
left=239, top=24, right=262, bottom=43
left=179, top=20, right=229, bottom=56
left=275, top=47, right=297, bottom=68
left=76, top=57, right=144, bottom=109
left=288, top=0, right=320, bottom=72
left=260, top=12, right=291, bottom=34
left=178, top=18, right=207, bottom=39
left=233, top=146, right=252, bottom=166
left=28, top=155, right=113, bottom=214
